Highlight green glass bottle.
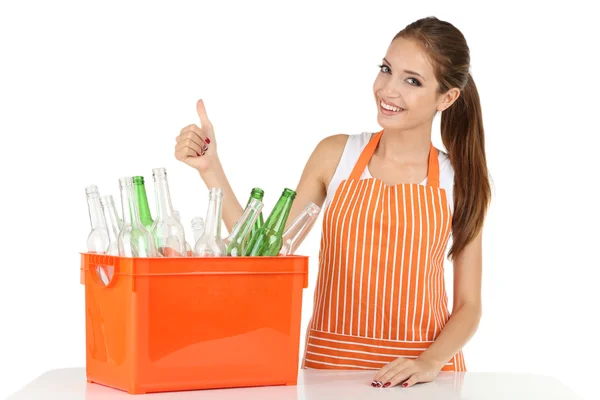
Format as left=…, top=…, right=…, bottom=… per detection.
left=247, top=188, right=265, bottom=242
left=225, top=198, right=263, bottom=256
left=244, top=188, right=296, bottom=256
left=133, top=176, right=154, bottom=232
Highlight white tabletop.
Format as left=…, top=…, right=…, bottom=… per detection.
left=6, top=368, right=583, bottom=399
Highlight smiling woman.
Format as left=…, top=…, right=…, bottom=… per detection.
left=175, top=15, right=490, bottom=390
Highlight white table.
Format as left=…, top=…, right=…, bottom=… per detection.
left=6, top=368, right=583, bottom=399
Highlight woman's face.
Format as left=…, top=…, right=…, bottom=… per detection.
left=373, top=37, right=455, bottom=132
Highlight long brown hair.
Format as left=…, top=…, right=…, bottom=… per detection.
left=394, top=17, right=491, bottom=260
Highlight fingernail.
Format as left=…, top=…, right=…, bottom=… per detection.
left=383, top=382, right=391, bottom=388
left=402, top=383, right=408, bottom=388
left=205, top=138, right=210, bottom=144
left=376, top=381, right=383, bottom=387
left=371, top=381, right=377, bottom=387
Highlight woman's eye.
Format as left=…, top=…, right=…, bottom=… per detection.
left=378, top=64, right=390, bottom=73
left=407, top=77, right=421, bottom=87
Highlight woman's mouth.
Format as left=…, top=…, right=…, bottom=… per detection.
left=379, top=99, right=405, bottom=116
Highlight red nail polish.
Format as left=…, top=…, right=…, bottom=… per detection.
left=205, top=138, right=210, bottom=144
left=402, top=382, right=408, bottom=387
left=383, top=382, right=391, bottom=388
left=371, top=382, right=377, bottom=387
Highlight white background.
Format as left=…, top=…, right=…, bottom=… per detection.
left=1, top=1, right=598, bottom=399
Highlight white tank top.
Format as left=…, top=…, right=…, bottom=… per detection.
left=324, top=131, right=455, bottom=212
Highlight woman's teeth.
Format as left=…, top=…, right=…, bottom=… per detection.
left=380, top=100, right=403, bottom=112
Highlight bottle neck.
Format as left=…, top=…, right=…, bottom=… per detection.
left=121, top=182, right=142, bottom=227
left=134, top=182, right=154, bottom=224
left=204, top=193, right=223, bottom=238
left=249, top=191, right=264, bottom=203
left=264, top=194, right=294, bottom=233
left=153, top=177, right=174, bottom=219
left=103, top=201, right=122, bottom=233
left=229, top=199, right=262, bottom=240
left=87, top=193, right=106, bottom=229
left=191, top=218, right=205, bottom=242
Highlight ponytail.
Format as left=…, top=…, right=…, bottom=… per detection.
left=441, top=72, right=491, bottom=260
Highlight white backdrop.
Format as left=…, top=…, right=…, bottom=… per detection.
left=1, top=1, right=598, bottom=399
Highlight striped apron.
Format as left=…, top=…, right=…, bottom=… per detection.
left=302, top=130, right=466, bottom=371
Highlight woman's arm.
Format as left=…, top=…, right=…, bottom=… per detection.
left=417, top=228, right=483, bottom=367
left=284, top=134, right=348, bottom=231
left=176, top=101, right=347, bottom=234
left=373, top=229, right=483, bottom=388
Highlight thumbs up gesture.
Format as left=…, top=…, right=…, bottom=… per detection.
left=175, top=99, right=217, bottom=174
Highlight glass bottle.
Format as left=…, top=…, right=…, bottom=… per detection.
left=100, top=194, right=122, bottom=256
left=85, top=185, right=110, bottom=254
left=194, top=188, right=227, bottom=257
left=133, top=176, right=154, bottom=232
left=117, top=177, right=156, bottom=257
left=246, top=188, right=265, bottom=242
left=173, top=209, right=193, bottom=256
left=279, top=202, right=321, bottom=255
left=244, top=188, right=296, bottom=256
left=224, top=198, right=263, bottom=256
left=150, top=168, right=187, bottom=257
left=191, top=217, right=205, bottom=243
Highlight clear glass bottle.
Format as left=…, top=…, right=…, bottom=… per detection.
left=117, top=177, right=156, bottom=257
left=194, top=188, right=227, bottom=257
left=279, top=201, right=321, bottom=255
left=224, top=198, right=263, bottom=256
left=100, top=194, right=122, bottom=256
left=150, top=168, right=187, bottom=257
left=85, top=185, right=110, bottom=254
left=244, top=188, right=296, bottom=256
left=191, top=217, right=205, bottom=243
left=246, top=188, right=265, bottom=243
left=173, top=209, right=193, bottom=256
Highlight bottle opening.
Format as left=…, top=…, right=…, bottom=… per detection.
left=209, top=187, right=224, bottom=197
left=283, top=188, right=297, bottom=198
left=152, top=168, right=167, bottom=179
left=133, top=176, right=145, bottom=184
left=119, top=177, right=133, bottom=187
left=85, top=185, right=99, bottom=195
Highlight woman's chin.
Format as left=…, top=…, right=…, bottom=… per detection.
left=377, top=114, right=404, bottom=130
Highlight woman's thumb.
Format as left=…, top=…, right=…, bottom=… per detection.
left=196, top=99, right=213, bottom=133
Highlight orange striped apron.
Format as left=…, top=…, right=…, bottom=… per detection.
left=302, top=130, right=466, bottom=372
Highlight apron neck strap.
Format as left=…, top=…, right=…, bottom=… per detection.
left=348, top=130, right=440, bottom=188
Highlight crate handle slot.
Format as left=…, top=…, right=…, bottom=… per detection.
left=87, top=254, right=120, bottom=288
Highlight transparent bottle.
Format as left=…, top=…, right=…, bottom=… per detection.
left=173, top=209, right=193, bottom=256
left=224, top=198, right=264, bottom=256
left=191, top=217, right=205, bottom=243
left=117, top=177, right=156, bottom=257
left=244, top=188, right=296, bottom=256
left=133, top=176, right=154, bottom=232
left=194, top=188, right=227, bottom=257
left=246, top=188, right=265, bottom=243
left=150, top=168, right=187, bottom=257
left=279, top=201, right=321, bottom=255
left=100, top=194, right=122, bottom=256
left=85, top=185, right=110, bottom=254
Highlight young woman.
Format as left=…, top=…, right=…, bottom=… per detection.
left=175, top=16, right=491, bottom=389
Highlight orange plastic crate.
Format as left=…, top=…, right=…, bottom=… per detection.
left=80, top=253, right=309, bottom=394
